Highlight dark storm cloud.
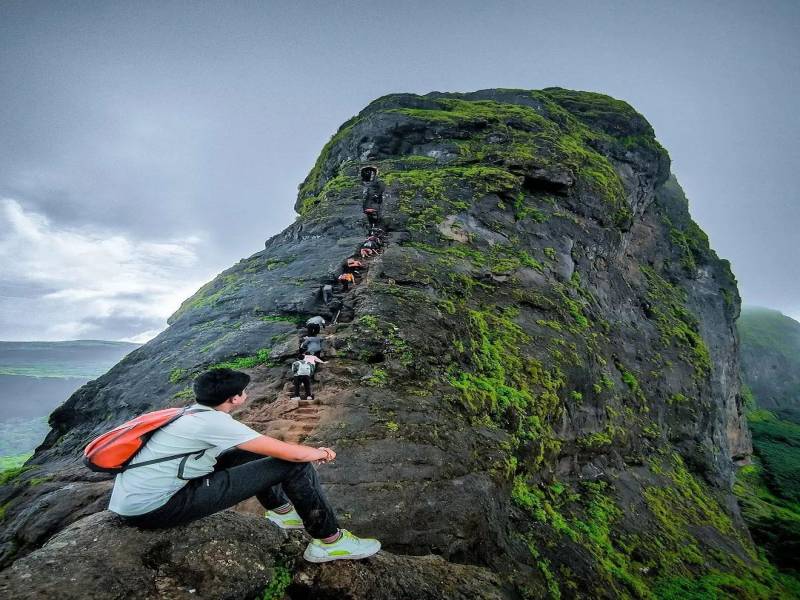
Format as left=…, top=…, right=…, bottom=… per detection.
left=0, top=0, right=798, bottom=340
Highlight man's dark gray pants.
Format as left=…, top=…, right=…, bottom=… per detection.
left=122, top=450, right=339, bottom=538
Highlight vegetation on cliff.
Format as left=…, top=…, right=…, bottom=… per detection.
left=286, top=88, right=785, bottom=597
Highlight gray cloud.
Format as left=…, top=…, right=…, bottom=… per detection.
left=0, top=198, right=207, bottom=341
left=0, top=0, right=798, bottom=340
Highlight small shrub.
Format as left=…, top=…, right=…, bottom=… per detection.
left=261, top=565, right=291, bottom=600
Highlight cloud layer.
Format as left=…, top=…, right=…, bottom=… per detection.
left=0, top=198, right=208, bottom=341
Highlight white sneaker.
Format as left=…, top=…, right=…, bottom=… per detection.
left=265, top=508, right=304, bottom=530
left=290, top=396, right=301, bottom=401
left=303, top=529, right=381, bottom=563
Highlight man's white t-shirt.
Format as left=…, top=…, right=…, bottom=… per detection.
left=108, top=405, right=261, bottom=516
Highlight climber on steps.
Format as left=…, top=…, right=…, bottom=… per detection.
left=360, top=239, right=379, bottom=258
left=363, top=207, right=380, bottom=227
left=305, top=315, right=326, bottom=336
left=366, top=233, right=383, bottom=248
left=302, top=352, right=327, bottom=378
left=300, top=333, right=323, bottom=357
left=108, top=368, right=381, bottom=563
left=291, top=353, right=316, bottom=400
left=338, top=271, right=354, bottom=290
left=344, top=258, right=364, bottom=271
left=321, top=282, right=334, bottom=305
left=361, top=165, right=384, bottom=226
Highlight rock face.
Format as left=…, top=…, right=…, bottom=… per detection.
left=2, top=88, right=787, bottom=598
left=738, top=306, right=800, bottom=421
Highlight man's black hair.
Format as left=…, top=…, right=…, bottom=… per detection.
left=193, top=368, right=251, bottom=407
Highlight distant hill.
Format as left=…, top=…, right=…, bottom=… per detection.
left=0, top=340, right=139, bottom=378
left=735, top=307, right=800, bottom=575
left=738, top=307, right=800, bottom=422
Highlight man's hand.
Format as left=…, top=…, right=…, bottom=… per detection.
left=316, top=447, right=336, bottom=463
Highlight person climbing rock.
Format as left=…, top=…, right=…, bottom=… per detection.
left=363, top=208, right=380, bottom=226
left=338, top=272, right=354, bottom=290
left=108, top=368, right=381, bottom=563
left=322, top=283, right=334, bottom=305
left=300, top=333, right=323, bottom=357
left=361, top=165, right=385, bottom=226
left=306, top=315, right=326, bottom=336
left=344, top=258, right=364, bottom=274
left=303, top=353, right=327, bottom=379
left=360, top=239, right=379, bottom=258
left=291, top=353, right=315, bottom=400
left=303, top=353, right=327, bottom=367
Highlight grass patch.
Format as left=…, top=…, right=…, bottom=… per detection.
left=210, top=348, right=275, bottom=370
left=0, top=453, right=33, bottom=485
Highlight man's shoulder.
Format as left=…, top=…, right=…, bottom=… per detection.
left=182, top=408, right=258, bottom=439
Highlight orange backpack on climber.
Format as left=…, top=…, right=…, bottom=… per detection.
left=83, top=407, right=208, bottom=473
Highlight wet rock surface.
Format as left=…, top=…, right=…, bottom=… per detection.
left=1, top=88, right=786, bottom=598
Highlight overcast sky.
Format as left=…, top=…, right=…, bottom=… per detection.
left=0, top=0, right=798, bottom=342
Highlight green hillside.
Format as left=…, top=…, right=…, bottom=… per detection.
left=738, top=307, right=800, bottom=421
left=736, top=308, right=800, bottom=581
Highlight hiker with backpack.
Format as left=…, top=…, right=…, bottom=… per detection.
left=102, top=368, right=380, bottom=562
left=292, top=352, right=327, bottom=399
left=291, top=354, right=316, bottom=400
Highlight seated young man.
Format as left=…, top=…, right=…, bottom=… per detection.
left=108, top=368, right=380, bottom=563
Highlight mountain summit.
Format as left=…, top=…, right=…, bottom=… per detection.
left=3, top=89, right=794, bottom=598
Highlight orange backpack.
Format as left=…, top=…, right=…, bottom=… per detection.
left=83, top=407, right=208, bottom=473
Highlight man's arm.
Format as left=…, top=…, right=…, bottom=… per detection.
left=237, top=435, right=335, bottom=463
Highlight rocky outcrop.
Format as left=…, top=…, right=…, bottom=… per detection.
left=0, top=511, right=516, bottom=600
left=2, top=88, right=786, bottom=598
